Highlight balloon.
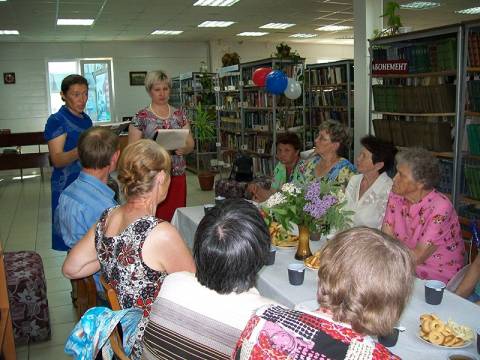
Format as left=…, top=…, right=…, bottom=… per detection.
left=284, top=78, right=302, bottom=100
left=252, top=67, right=272, bottom=87
left=265, top=70, right=288, bottom=95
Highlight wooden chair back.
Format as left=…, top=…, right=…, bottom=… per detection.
left=99, top=275, right=129, bottom=360
left=72, top=276, right=97, bottom=320
left=0, top=243, right=16, bottom=360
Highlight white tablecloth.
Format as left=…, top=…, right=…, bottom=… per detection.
left=171, top=206, right=480, bottom=360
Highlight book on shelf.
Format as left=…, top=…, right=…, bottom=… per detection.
left=252, top=157, right=273, bottom=176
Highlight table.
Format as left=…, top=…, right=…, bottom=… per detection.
left=171, top=206, right=480, bottom=360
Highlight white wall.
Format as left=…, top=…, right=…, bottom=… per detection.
left=0, top=39, right=353, bottom=133
left=209, top=39, right=353, bottom=71
left=0, top=41, right=209, bottom=132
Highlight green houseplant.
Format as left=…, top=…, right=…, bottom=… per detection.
left=192, top=104, right=217, bottom=190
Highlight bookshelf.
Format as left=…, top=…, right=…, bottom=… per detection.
left=215, top=65, right=242, bottom=171
left=368, top=23, right=479, bottom=210
left=239, top=58, right=306, bottom=177
left=178, top=72, right=217, bottom=173
left=305, top=60, right=354, bottom=150
left=170, top=76, right=181, bottom=109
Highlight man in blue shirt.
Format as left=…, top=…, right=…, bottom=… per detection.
left=56, top=126, right=119, bottom=249
left=57, top=126, right=119, bottom=305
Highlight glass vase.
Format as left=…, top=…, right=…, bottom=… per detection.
left=295, top=224, right=312, bottom=260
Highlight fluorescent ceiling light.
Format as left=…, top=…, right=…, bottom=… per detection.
left=237, top=32, right=268, bottom=37
left=456, top=6, right=480, bottom=14
left=289, top=33, right=317, bottom=38
left=57, top=19, right=94, bottom=26
left=400, top=1, right=440, bottom=10
left=260, top=23, right=295, bottom=29
left=198, top=21, right=235, bottom=27
left=193, top=0, right=240, bottom=6
left=316, top=25, right=352, bottom=31
left=151, top=30, right=183, bottom=35
left=0, top=30, right=19, bottom=35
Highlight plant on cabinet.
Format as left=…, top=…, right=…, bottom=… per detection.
left=192, top=104, right=216, bottom=190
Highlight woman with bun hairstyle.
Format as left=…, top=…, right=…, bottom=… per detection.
left=62, top=139, right=195, bottom=359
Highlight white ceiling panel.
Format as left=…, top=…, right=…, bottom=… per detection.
left=0, top=0, right=478, bottom=44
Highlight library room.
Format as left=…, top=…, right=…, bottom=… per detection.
left=1, top=1, right=480, bottom=359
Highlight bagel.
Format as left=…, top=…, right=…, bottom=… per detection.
left=428, top=330, right=445, bottom=345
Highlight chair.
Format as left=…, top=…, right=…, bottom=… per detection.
left=100, top=276, right=129, bottom=360
left=446, top=264, right=472, bottom=292
left=459, top=216, right=478, bottom=264
left=72, top=276, right=98, bottom=320
left=0, top=243, right=16, bottom=360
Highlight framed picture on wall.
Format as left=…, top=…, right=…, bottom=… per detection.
left=129, top=71, right=147, bottom=86
left=3, top=72, right=15, bottom=84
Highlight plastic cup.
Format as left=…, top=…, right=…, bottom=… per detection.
left=425, top=280, right=446, bottom=305
left=378, top=328, right=399, bottom=347
left=288, top=263, right=305, bottom=286
left=204, top=204, right=215, bottom=215
left=265, top=247, right=276, bottom=266
left=447, top=350, right=477, bottom=360
left=215, top=196, right=226, bottom=206
left=476, top=327, right=480, bottom=355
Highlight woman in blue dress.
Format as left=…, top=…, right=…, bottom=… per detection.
left=44, top=74, right=92, bottom=251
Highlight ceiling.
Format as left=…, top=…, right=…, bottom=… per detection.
left=0, top=0, right=479, bottom=44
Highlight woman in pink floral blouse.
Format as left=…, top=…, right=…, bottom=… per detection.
left=129, top=70, right=194, bottom=221
left=382, top=148, right=464, bottom=283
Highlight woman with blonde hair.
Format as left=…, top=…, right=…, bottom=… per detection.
left=62, top=139, right=195, bottom=359
left=234, top=227, right=414, bottom=359
left=129, top=70, right=194, bottom=221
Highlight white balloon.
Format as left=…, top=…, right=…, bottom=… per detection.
left=284, top=78, right=302, bottom=100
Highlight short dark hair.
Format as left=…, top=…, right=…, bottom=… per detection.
left=78, top=127, right=119, bottom=169
left=276, top=132, right=301, bottom=151
left=360, top=135, right=397, bottom=174
left=61, top=74, right=88, bottom=94
left=193, top=199, right=270, bottom=294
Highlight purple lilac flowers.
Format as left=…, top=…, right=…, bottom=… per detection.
left=303, top=181, right=337, bottom=219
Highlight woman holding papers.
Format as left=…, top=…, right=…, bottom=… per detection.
left=129, top=70, right=194, bottom=221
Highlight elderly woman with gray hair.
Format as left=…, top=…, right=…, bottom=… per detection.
left=382, top=147, right=464, bottom=283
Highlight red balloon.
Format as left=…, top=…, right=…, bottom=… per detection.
left=252, top=67, right=272, bottom=87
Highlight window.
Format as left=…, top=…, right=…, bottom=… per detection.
left=47, top=59, right=114, bottom=122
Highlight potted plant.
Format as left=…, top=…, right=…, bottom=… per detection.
left=192, top=104, right=216, bottom=191
left=373, top=1, right=403, bottom=39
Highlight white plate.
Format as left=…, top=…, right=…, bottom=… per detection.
left=417, top=334, right=473, bottom=349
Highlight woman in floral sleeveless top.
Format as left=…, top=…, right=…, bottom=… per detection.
left=62, top=140, right=195, bottom=359
left=129, top=70, right=195, bottom=222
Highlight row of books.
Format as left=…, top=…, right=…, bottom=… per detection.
left=309, top=89, right=351, bottom=107
left=468, top=32, right=480, bottom=68
left=277, top=110, right=303, bottom=129
left=219, top=76, right=240, bottom=90
left=219, top=95, right=240, bottom=111
left=243, top=92, right=274, bottom=108
left=220, top=117, right=241, bottom=132
left=252, top=157, right=274, bottom=176
left=307, top=65, right=353, bottom=86
left=372, top=116, right=452, bottom=152
left=309, top=109, right=350, bottom=127
left=220, top=132, right=241, bottom=150
left=468, top=80, right=480, bottom=112
left=372, top=37, right=457, bottom=73
left=372, top=84, right=456, bottom=113
left=245, top=134, right=273, bottom=155
left=244, top=112, right=273, bottom=129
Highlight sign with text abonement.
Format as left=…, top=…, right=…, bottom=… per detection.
left=372, top=59, right=409, bottom=75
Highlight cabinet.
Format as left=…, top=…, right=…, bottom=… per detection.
left=305, top=60, right=354, bottom=149
left=239, top=58, right=306, bottom=176
left=368, top=23, right=477, bottom=210
left=178, top=72, right=217, bottom=173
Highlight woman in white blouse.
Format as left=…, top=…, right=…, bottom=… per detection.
left=345, top=135, right=396, bottom=229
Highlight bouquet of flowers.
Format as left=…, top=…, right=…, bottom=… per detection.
left=262, top=180, right=352, bottom=236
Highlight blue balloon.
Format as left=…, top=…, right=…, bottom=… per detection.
left=265, top=70, right=288, bottom=95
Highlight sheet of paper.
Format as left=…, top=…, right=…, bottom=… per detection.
left=155, top=129, right=189, bottom=151
left=97, top=120, right=131, bottom=135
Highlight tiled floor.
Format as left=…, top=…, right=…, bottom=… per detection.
left=0, top=168, right=215, bottom=358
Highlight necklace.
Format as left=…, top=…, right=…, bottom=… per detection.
left=149, top=104, right=170, bottom=119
